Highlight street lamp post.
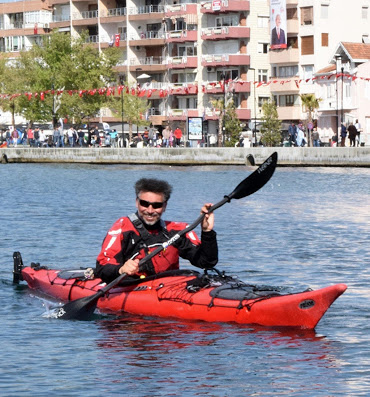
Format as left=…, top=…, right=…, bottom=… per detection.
left=335, top=54, right=341, bottom=145
left=119, top=75, right=125, bottom=146
left=249, top=68, right=257, bottom=147
left=341, top=66, right=344, bottom=125
left=220, top=72, right=226, bottom=146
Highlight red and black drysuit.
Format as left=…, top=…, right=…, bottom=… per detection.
left=96, top=213, right=218, bottom=283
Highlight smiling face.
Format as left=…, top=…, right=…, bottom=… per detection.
left=136, top=191, right=167, bottom=226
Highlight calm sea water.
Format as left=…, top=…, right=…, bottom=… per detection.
left=0, top=161, right=369, bottom=396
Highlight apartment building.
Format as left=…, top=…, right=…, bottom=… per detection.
left=1, top=0, right=369, bottom=144
left=269, top=0, right=370, bottom=141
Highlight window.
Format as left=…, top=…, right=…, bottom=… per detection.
left=178, top=45, right=197, bottom=56
left=362, top=7, right=368, bottom=19
left=278, top=65, right=299, bottom=78
left=215, top=15, right=238, bottom=27
left=280, top=95, right=298, bottom=107
left=258, top=96, right=269, bottom=107
left=178, top=72, right=196, bottom=84
left=217, top=70, right=238, bottom=81
left=147, top=23, right=161, bottom=32
left=258, top=69, right=268, bottom=83
left=257, top=16, right=269, bottom=28
left=321, top=33, right=328, bottom=47
left=257, top=42, right=269, bottom=54
left=287, top=8, right=298, bottom=20
left=288, top=37, right=298, bottom=49
left=301, top=36, right=314, bottom=55
left=321, top=5, right=329, bottom=18
left=302, top=65, right=314, bottom=80
left=301, top=7, right=313, bottom=25
left=5, top=36, right=24, bottom=52
left=186, top=97, right=197, bottom=109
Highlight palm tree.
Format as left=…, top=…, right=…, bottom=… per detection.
left=300, top=94, right=321, bottom=147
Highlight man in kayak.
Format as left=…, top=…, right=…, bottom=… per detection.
left=96, top=178, right=218, bottom=283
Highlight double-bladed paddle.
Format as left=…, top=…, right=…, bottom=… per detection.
left=56, top=151, right=278, bottom=320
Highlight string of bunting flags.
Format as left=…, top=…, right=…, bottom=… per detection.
left=0, top=72, right=368, bottom=102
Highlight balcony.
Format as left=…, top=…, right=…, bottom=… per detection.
left=167, top=109, right=200, bottom=121
left=128, top=57, right=167, bottom=72
left=169, top=83, right=198, bottom=95
left=130, top=31, right=166, bottom=46
left=269, top=48, right=299, bottom=64
left=204, top=81, right=224, bottom=94
left=165, top=3, right=197, bottom=17
left=72, top=11, right=98, bottom=26
left=277, top=106, right=302, bottom=120
left=201, top=0, right=250, bottom=14
left=202, top=53, right=250, bottom=67
left=167, top=56, right=198, bottom=69
left=204, top=108, right=222, bottom=120
left=269, top=78, right=300, bottom=93
left=287, top=18, right=299, bottom=34
left=128, top=5, right=165, bottom=21
left=233, top=80, right=251, bottom=93
left=235, top=108, right=251, bottom=120
left=100, top=7, right=126, bottom=23
left=201, top=26, right=250, bottom=40
left=166, top=30, right=197, bottom=43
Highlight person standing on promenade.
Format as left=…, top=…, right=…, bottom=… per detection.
left=288, top=123, right=297, bottom=146
left=162, top=126, right=170, bottom=147
left=27, top=128, right=34, bottom=147
left=355, top=119, right=361, bottom=147
left=296, top=124, right=306, bottom=147
left=58, top=125, right=65, bottom=147
left=95, top=178, right=218, bottom=283
left=53, top=126, right=60, bottom=147
left=340, top=123, right=347, bottom=147
left=347, top=123, right=357, bottom=147
left=312, top=128, right=320, bottom=147
left=174, top=126, right=182, bottom=147
left=169, top=127, right=174, bottom=147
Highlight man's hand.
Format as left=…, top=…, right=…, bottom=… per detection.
left=201, top=203, right=214, bottom=232
left=119, top=258, right=140, bottom=275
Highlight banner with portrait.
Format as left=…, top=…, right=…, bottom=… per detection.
left=270, top=0, right=287, bottom=50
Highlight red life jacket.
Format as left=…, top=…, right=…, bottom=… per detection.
left=97, top=214, right=201, bottom=275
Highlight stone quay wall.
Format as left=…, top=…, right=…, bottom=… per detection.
left=1, top=147, right=370, bottom=167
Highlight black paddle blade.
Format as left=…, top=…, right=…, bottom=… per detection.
left=54, top=294, right=101, bottom=320
left=230, top=152, right=277, bottom=200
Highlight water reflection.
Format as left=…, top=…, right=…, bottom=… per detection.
left=96, top=315, right=336, bottom=365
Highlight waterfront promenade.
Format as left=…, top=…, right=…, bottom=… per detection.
left=1, top=146, right=369, bottom=166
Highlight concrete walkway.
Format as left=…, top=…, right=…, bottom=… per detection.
left=1, top=146, right=370, bottom=166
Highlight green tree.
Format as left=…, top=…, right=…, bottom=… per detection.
left=224, top=99, right=242, bottom=147
left=122, top=92, right=151, bottom=144
left=0, top=56, right=25, bottom=129
left=210, top=97, right=224, bottom=147
left=300, top=93, right=321, bottom=146
left=260, top=98, right=282, bottom=147
left=2, top=30, right=120, bottom=127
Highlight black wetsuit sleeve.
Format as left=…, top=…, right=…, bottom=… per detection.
left=95, top=261, right=121, bottom=283
left=176, top=230, right=218, bottom=269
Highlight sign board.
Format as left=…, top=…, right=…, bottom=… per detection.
left=188, top=117, right=203, bottom=141
left=212, top=0, right=221, bottom=11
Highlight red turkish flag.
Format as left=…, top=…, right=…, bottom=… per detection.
left=115, top=34, right=120, bottom=47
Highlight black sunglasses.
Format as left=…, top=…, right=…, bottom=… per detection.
left=138, top=198, right=165, bottom=209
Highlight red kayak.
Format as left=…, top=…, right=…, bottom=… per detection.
left=14, top=256, right=347, bottom=329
